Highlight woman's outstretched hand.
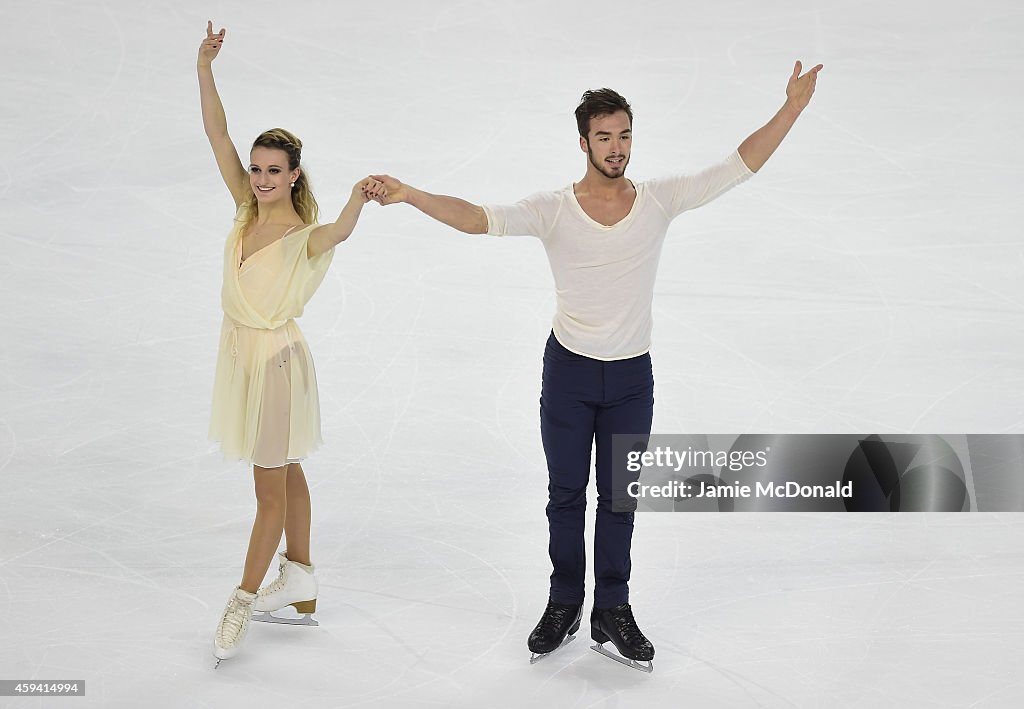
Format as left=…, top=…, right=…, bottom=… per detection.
left=355, top=177, right=388, bottom=204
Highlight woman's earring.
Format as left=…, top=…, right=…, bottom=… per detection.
left=290, top=182, right=295, bottom=188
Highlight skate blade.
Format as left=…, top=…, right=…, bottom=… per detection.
left=590, top=642, right=654, bottom=673
left=252, top=611, right=319, bottom=626
left=529, top=632, right=577, bottom=664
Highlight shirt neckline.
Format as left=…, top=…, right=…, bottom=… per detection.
left=568, top=179, right=639, bottom=230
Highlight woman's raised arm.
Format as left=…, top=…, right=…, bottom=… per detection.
left=197, top=21, right=249, bottom=208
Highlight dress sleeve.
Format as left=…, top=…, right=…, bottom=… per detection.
left=284, top=225, right=335, bottom=307
left=646, top=150, right=754, bottom=220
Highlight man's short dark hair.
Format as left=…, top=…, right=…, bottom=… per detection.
left=575, top=88, right=633, bottom=140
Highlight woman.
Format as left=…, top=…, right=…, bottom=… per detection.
left=198, top=21, right=384, bottom=666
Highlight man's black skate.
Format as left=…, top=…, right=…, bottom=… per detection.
left=590, top=603, right=654, bottom=672
left=528, top=600, right=583, bottom=663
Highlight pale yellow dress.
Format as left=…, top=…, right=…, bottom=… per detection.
left=208, top=205, right=335, bottom=468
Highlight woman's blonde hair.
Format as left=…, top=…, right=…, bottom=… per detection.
left=240, top=128, right=319, bottom=231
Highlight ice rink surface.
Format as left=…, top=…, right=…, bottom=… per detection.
left=1, top=0, right=1023, bottom=706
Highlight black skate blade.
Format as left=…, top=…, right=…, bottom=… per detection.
left=529, top=632, right=577, bottom=664
left=590, top=642, right=654, bottom=673
left=252, top=610, right=319, bottom=627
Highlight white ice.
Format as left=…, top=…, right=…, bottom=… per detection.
left=1, top=1, right=1023, bottom=707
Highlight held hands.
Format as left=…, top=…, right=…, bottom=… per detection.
left=198, top=21, right=225, bottom=67
left=355, top=176, right=387, bottom=204
left=785, top=60, right=823, bottom=113
left=367, top=175, right=408, bottom=206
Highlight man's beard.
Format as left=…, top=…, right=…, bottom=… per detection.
left=587, top=144, right=629, bottom=179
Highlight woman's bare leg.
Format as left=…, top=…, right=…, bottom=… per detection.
left=239, top=464, right=289, bottom=593
left=284, top=462, right=312, bottom=566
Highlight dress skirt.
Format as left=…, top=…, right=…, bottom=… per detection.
left=209, top=316, right=324, bottom=468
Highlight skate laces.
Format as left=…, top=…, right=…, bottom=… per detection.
left=609, top=605, right=646, bottom=644
left=538, top=602, right=576, bottom=633
left=217, top=591, right=253, bottom=645
left=258, top=559, right=289, bottom=598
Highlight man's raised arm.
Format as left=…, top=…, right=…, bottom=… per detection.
left=738, top=60, right=823, bottom=173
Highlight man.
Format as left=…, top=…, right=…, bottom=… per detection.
left=373, top=60, right=823, bottom=671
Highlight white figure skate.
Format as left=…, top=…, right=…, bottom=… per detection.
left=252, top=551, right=319, bottom=627
left=213, top=587, right=256, bottom=669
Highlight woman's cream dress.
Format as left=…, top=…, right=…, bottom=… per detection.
left=209, top=206, right=335, bottom=468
